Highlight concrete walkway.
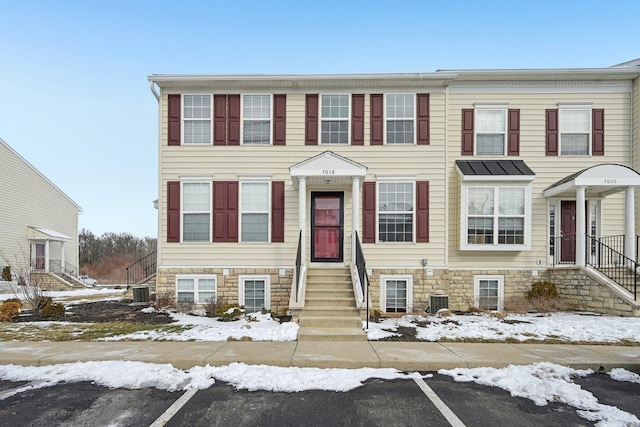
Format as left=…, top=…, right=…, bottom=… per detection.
left=0, top=341, right=638, bottom=372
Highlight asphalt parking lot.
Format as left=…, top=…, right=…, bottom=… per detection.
left=1, top=372, right=638, bottom=426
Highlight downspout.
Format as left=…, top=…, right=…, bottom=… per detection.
left=444, top=82, right=450, bottom=267
left=149, top=80, right=160, bottom=101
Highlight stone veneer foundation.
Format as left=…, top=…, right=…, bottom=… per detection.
left=157, top=268, right=293, bottom=315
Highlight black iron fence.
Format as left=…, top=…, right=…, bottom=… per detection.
left=586, top=235, right=637, bottom=300
left=355, top=231, right=370, bottom=328
left=125, top=250, right=157, bottom=288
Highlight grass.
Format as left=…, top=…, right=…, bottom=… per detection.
left=0, top=321, right=188, bottom=342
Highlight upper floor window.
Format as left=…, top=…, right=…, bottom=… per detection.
left=476, top=109, right=506, bottom=155
left=183, top=95, right=212, bottom=145
left=378, top=181, right=414, bottom=242
left=320, top=94, right=350, bottom=144
left=242, top=95, right=271, bottom=145
left=386, top=94, right=415, bottom=144
left=559, top=108, right=590, bottom=155
left=182, top=182, right=211, bottom=242
left=240, top=181, right=269, bottom=242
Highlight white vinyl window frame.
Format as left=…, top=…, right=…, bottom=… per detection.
left=376, top=180, right=416, bottom=244
left=181, top=180, right=212, bottom=243
left=241, top=94, right=272, bottom=145
left=238, top=274, right=271, bottom=313
left=474, top=275, right=504, bottom=311
left=239, top=180, right=271, bottom=243
left=384, top=93, right=416, bottom=145
left=558, top=104, right=592, bottom=156
left=380, top=274, right=413, bottom=313
left=182, top=94, right=212, bottom=145
left=474, top=105, right=508, bottom=156
left=319, top=93, right=351, bottom=144
left=460, top=181, right=532, bottom=251
left=176, top=274, right=217, bottom=304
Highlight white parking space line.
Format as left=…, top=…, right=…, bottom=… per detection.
left=411, top=372, right=466, bottom=427
left=149, top=388, right=198, bottom=427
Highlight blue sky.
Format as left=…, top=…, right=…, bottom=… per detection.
left=1, top=0, right=638, bottom=238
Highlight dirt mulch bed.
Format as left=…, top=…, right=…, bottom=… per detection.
left=13, top=300, right=175, bottom=325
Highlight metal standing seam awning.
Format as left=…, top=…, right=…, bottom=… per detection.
left=28, top=227, right=72, bottom=241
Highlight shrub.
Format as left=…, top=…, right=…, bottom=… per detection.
left=4, top=298, right=22, bottom=308
left=155, top=292, right=175, bottom=310
left=35, top=296, right=53, bottom=311
left=176, top=299, right=194, bottom=313
left=203, top=297, right=228, bottom=317
left=2, top=266, right=11, bottom=282
left=527, top=281, right=558, bottom=299
left=215, top=303, right=245, bottom=321
left=41, top=302, right=65, bottom=318
left=0, top=301, right=21, bottom=322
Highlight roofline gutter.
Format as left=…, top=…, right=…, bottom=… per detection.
left=149, top=80, right=160, bottom=101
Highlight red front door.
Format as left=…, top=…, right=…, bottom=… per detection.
left=311, top=192, right=343, bottom=262
left=560, top=201, right=576, bottom=263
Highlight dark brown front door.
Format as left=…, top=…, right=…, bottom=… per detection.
left=311, top=192, right=343, bottom=262
left=560, top=201, right=576, bottom=263
left=35, top=243, right=46, bottom=270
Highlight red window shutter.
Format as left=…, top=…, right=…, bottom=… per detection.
left=213, top=181, right=226, bottom=241
left=592, top=109, right=604, bottom=156
left=416, top=181, right=429, bottom=243
left=167, top=181, right=180, bottom=242
left=417, top=94, right=430, bottom=145
left=351, top=94, right=364, bottom=145
left=370, top=94, right=383, bottom=145
left=226, top=181, right=238, bottom=242
left=168, top=95, right=181, bottom=146
left=461, top=109, right=474, bottom=155
left=273, top=94, right=286, bottom=145
left=507, top=109, right=520, bottom=156
left=305, top=94, right=319, bottom=145
left=227, top=95, right=240, bottom=146
left=214, top=95, right=227, bottom=146
left=546, top=109, right=559, bottom=156
left=271, top=181, right=285, bottom=242
left=362, top=182, right=376, bottom=243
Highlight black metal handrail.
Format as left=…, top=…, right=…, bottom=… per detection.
left=294, top=230, right=302, bottom=302
left=125, top=249, right=157, bottom=288
left=586, top=235, right=637, bottom=300
left=49, top=259, right=78, bottom=277
left=355, top=231, right=370, bottom=329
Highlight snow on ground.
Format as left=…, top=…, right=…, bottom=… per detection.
left=0, top=286, right=125, bottom=302
left=439, top=363, right=640, bottom=427
left=366, top=312, right=640, bottom=344
left=0, top=361, right=416, bottom=397
left=99, top=311, right=299, bottom=342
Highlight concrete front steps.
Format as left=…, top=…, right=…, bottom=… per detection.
left=297, top=267, right=367, bottom=342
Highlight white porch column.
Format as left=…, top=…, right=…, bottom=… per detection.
left=625, top=187, right=636, bottom=262
left=351, top=176, right=360, bottom=263
left=298, top=177, right=306, bottom=263
left=575, top=186, right=586, bottom=267
left=44, top=241, right=50, bottom=272
left=60, top=242, right=66, bottom=271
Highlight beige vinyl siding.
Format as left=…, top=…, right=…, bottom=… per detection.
left=447, top=86, right=632, bottom=268
left=158, top=91, right=448, bottom=268
left=0, top=141, right=80, bottom=270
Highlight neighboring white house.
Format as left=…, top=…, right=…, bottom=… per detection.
left=147, top=59, right=640, bottom=321
left=0, top=138, right=81, bottom=281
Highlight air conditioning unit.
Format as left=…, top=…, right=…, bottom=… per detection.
left=429, top=295, right=449, bottom=313
left=132, top=286, right=150, bottom=303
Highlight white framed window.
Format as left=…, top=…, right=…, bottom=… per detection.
left=239, top=275, right=270, bottom=313
left=380, top=275, right=413, bottom=313
left=461, top=183, right=532, bottom=251
left=182, top=182, right=211, bottom=242
left=474, top=275, right=504, bottom=311
left=378, top=181, right=415, bottom=243
left=242, top=94, right=271, bottom=145
left=240, top=181, right=270, bottom=242
left=320, top=94, right=350, bottom=144
left=385, top=94, right=415, bottom=144
left=182, top=94, right=212, bottom=145
left=176, top=275, right=217, bottom=304
left=559, top=106, right=590, bottom=156
left=475, top=108, right=506, bottom=155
